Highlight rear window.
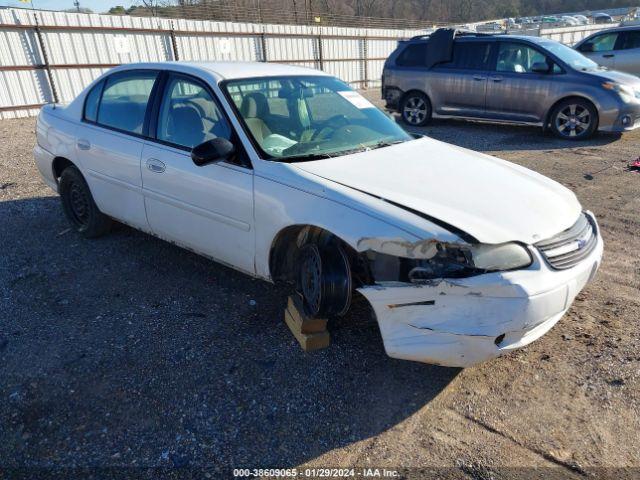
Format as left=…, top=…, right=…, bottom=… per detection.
left=396, top=43, right=427, bottom=67
left=437, top=41, right=492, bottom=70
left=97, top=71, right=158, bottom=135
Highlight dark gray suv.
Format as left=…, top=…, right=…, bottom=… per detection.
left=382, top=30, right=640, bottom=139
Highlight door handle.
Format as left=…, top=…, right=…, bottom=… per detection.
left=77, top=139, right=91, bottom=150
left=473, top=75, right=486, bottom=81
left=146, top=158, right=166, bottom=174
left=603, top=54, right=615, bottom=58
left=490, top=76, right=503, bottom=82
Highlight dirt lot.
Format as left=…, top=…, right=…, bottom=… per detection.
left=1, top=98, right=639, bottom=479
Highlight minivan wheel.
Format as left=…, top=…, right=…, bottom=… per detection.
left=550, top=99, right=598, bottom=140
left=401, top=92, right=432, bottom=127
left=59, top=166, right=112, bottom=238
left=297, top=241, right=352, bottom=318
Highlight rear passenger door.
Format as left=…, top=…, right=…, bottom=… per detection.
left=76, top=70, right=159, bottom=231
left=140, top=72, right=255, bottom=275
left=428, top=40, right=494, bottom=118
left=615, top=30, right=640, bottom=76
left=485, top=41, right=559, bottom=123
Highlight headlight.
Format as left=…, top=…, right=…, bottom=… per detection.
left=367, top=242, right=533, bottom=284
left=602, top=81, right=636, bottom=103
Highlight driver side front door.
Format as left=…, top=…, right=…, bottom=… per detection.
left=141, top=72, right=255, bottom=275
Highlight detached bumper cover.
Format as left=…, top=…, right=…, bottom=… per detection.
left=357, top=216, right=603, bottom=368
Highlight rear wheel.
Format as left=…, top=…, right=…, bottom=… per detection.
left=59, top=166, right=112, bottom=238
left=549, top=99, right=598, bottom=140
left=297, top=239, right=352, bottom=318
left=401, top=92, right=432, bottom=127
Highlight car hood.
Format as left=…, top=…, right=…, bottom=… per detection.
left=293, top=137, right=581, bottom=245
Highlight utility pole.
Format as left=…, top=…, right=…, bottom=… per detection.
left=73, top=0, right=80, bottom=12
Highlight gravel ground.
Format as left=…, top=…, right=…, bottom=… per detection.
left=1, top=95, right=639, bottom=479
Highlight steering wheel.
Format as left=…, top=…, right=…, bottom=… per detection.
left=311, top=114, right=349, bottom=141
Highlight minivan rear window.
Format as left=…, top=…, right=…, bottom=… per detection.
left=396, top=43, right=427, bottom=67
left=437, top=42, right=492, bottom=70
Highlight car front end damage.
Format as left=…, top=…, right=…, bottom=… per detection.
left=356, top=212, right=603, bottom=368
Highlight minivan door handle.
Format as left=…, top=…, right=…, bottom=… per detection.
left=490, top=76, right=503, bottom=82
left=602, top=54, right=615, bottom=58
left=77, top=139, right=91, bottom=150
left=473, top=75, right=486, bottom=81
left=146, top=158, right=166, bottom=174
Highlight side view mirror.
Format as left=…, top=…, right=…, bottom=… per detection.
left=191, top=137, right=235, bottom=166
left=531, top=62, right=551, bottom=74
left=579, top=42, right=595, bottom=53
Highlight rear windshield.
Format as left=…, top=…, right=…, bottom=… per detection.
left=396, top=43, right=428, bottom=67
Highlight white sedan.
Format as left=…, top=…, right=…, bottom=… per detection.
left=34, top=62, right=603, bottom=367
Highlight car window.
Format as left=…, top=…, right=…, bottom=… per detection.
left=83, top=81, right=103, bottom=122
left=621, top=30, right=640, bottom=50
left=496, top=42, right=554, bottom=73
left=157, top=76, right=232, bottom=149
left=589, top=33, right=618, bottom=52
left=97, top=71, right=157, bottom=134
left=437, top=41, right=492, bottom=70
left=396, top=43, right=427, bottom=67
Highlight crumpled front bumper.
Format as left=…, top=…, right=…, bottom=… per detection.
left=357, top=222, right=604, bottom=368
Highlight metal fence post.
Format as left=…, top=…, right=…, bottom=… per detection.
left=362, top=36, right=368, bottom=89
left=170, top=21, right=179, bottom=60
left=260, top=32, right=267, bottom=62
left=317, top=34, right=323, bottom=71
left=33, top=12, right=59, bottom=104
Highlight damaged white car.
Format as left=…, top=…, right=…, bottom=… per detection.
left=34, top=62, right=603, bottom=367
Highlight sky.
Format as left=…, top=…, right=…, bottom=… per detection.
left=1, top=0, right=135, bottom=13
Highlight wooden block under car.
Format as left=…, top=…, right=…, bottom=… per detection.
left=284, top=296, right=330, bottom=352
left=285, top=296, right=327, bottom=334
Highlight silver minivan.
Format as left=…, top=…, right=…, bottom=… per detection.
left=574, top=26, right=640, bottom=77
left=382, top=30, right=640, bottom=139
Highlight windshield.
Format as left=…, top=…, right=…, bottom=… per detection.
left=224, top=75, right=411, bottom=161
left=542, top=41, right=601, bottom=71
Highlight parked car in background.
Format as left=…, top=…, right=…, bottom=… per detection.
left=383, top=29, right=640, bottom=139
left=575, top=26, right=640, bottom=76
left=573, top=14, right=590, bottom=25
left=561, top=16, right=580, bottom=26
left=476, top=22, right=504, bottom=33
left=621, top=8, right=640, bottom=26
left=34, top=61, right=604, bottom=367
left=593, top=12, right=614, bottom=24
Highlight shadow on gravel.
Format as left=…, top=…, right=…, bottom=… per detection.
left=398, top=117, right=622, bottom=153
left=1, top=197, right=459, bottom=472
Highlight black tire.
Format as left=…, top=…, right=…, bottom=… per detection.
left=59, top=166, right=112, bottom=238
left=297, top=239, right=352, bottom=318
left=549, top=98, right=598, bottom=140
left=400, top=92, right=432, bottom=127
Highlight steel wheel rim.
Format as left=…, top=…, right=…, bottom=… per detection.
left=68, top=180, right=90, bottom=226
left=300, top=246, right=322, bottom=315
left=556, top=104, right=591, bottom=138
left=403, top=96, right=427, bottom=124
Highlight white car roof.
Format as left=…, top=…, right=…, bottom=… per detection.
left=108, top=61, right=331, bottom=81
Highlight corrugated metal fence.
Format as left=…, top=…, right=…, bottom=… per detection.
left=0, top=8, right=423, bottom=119
left=0, top=7, right=616, bottom=119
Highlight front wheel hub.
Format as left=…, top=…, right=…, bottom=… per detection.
left=297, top=242, right=352, bottom=318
